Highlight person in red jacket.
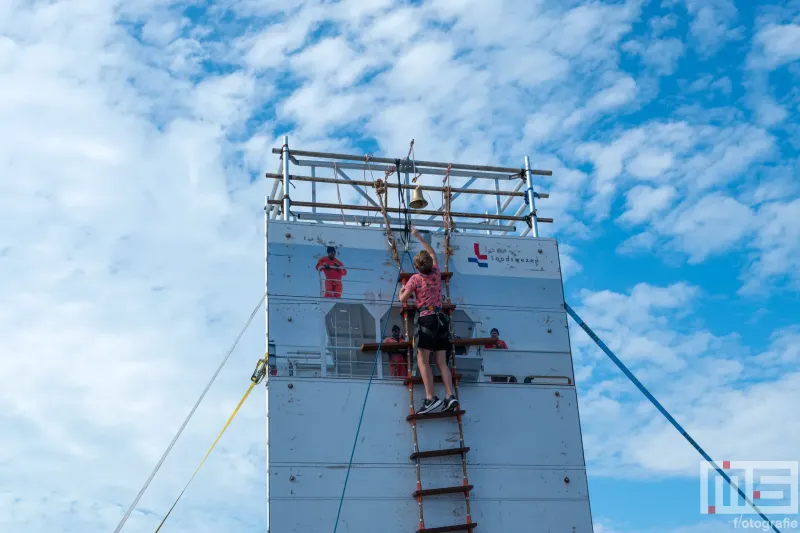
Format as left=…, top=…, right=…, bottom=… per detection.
left=316, top=246, right=347, bottom=298
left=484, top=328, right=508, bottom=349
left=383, top=325, right=407, bottom=378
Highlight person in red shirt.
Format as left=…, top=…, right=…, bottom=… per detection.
left=316, top=246, right=347, bottom=298
left=399, top=227, right=459, bottom=415
left=383, top=325, right=407, bottom=378
left=484, top=328, right=508, bottom=349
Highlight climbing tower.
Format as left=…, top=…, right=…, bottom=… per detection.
left=264, top=139, right=594, bottom=532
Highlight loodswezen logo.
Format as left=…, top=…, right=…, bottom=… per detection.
left=468, top=243, right=488, bottom=268
left=700, top=460, right=798, bottom=515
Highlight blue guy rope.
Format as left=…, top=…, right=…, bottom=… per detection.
left=333, top=255, right=406, bottom=533
left=563, top=302, right=782, bottom=533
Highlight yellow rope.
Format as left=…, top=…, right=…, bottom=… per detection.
left=153, top=374, right=260, bottom=532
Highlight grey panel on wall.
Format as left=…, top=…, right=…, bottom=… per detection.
left=268, top=499, right=594, bottom=533
left=269, top=379, right=586, bottom=468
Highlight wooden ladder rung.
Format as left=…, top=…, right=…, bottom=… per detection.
left=417, top=523, right=478, bottom=533
left=404, top=373, right=461, bottom=386
left=406, top=409, right=465, bottom=421
left=413, top=484, right=473, bottom=498
left=410, top=446, right=469, bottom=460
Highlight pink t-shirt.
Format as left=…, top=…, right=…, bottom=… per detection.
left=405, top=265, right=443, bottom=316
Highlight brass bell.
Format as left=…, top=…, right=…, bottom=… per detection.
left=409, top=185, right=428, bottom=209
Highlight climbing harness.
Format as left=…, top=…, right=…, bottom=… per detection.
left=413, top=307, right=450, bottom=346
left=153, top=357, right=268, bottom=532
left=113, top=289, right=268, bottom=533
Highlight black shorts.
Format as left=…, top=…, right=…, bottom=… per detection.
left=416, top=313, right=451, bottom=352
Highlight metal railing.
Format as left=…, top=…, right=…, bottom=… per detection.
left=266, top=137, right=553, bottom=237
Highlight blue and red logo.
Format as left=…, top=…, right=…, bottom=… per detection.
left=468, top=243, right=488, bottom=267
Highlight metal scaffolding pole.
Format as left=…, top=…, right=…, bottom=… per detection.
left=282, top=136, right=290, bottom=221
left=524, top=155, right=539, bottom=238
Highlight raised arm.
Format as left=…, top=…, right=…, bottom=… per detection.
left=411, top=227, right=437, bottom=267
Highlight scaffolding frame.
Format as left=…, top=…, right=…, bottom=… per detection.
left=265, top=136, right=552, bottom=237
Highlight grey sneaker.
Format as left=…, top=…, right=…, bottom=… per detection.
left=418, top=396, right=443, bottom=414
left=443, top=394, right=459, bottom=412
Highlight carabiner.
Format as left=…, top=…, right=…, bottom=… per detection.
left=251, top=358, right=267, bottom=384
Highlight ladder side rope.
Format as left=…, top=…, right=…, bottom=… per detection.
left=439, top=179, right=472, bottom=526
left=407, top=139, right=421, bottom=184
left=154, top=359, right=266, bottom=532
left=113, top=289, right=268, bottom=533
left=366, top=155, right=401, bottom=267
left=332, top=252, right=407, bottom=533
left=564, top=302, right=783, bottom=533
left=441, top=164, right=454, bottom=277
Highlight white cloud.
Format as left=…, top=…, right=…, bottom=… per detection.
left=564, top=76, right=639, bottom=130
left=557, top=242, right=583, bottom=279
left=742, top=198, right=800, bottom=294
left=290, top=37, right=383, bottom=88
left=624, top=37, right=685, bottom=75
left=681, top=0, right=743, bottom=56
left=684, top=74, right=732, bottom=96
left=627, top=150, right=674, bottom=179
left=576, top=120, right=783, bottom=276
left=571, top=282, right=800, bottom=478
left=616, top=231, right=657, bottom=255
left=748, top=23, right=800, bottom=71
left=657, top=193, right=755, bottom=263
left=618, top=185, right=677, bottom=225
left=754, top=96, right=789, bottom=126
left=650, top=13, right=679, bottom=35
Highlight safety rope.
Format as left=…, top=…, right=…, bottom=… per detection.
left=154, top=358, right=267, bottom=532
left=113, top=289, right=268, bottom=533
left=564, top=303, right=783, bottom=533
left=366, top=155, right=401, bottom=267
left=441, top=164, right=454, bottom=274
left=395, top=160, right=412, bottom=251
left=333, top=255, right=406, bottom=533
left=407, top=139, right=421, bottom=184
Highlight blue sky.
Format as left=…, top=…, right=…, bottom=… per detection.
left=1, top=0, right=799, bottom=532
